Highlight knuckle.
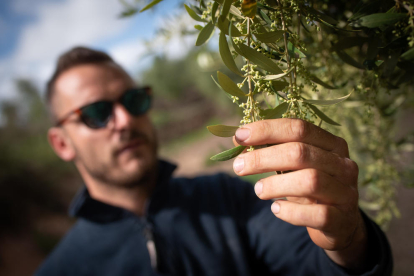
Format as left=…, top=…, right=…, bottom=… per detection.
left=249, top=150, right=262, bottom=171
left=346, top=159, right=359, bottom=182
left=336, top=137, right=349, bottom=155
left=289, top=142, right=308, bottom=165
left=315, top=205, right=331, bottom=229
left=288, top=119, right=309, bottom=140
left=260, top=120, right=276, bottom=140
left=304, top=169, right=320, bottom=194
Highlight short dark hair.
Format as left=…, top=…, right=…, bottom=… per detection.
left=46, top=46, right=115, bottom=107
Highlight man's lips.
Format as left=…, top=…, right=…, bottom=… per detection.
left=116, top=139, right=146, bottom=155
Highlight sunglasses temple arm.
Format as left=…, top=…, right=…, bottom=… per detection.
left=56, top=109, right=82, bottom=127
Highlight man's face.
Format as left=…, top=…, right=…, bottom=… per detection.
left=50, top=62, right=158, bottom=187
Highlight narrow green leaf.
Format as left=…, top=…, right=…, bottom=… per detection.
left=262, top=67, right=293, bottom=80
left=237, top=43, right=283, bottom=74
left=210, top=145, right=247, bottom=161
left=307, top=104, right=341, bottom=126
left=221, top=0, right=232, bottom=20
left=352, top=13, right=407, bottom=28
left=302, top=92, right=352, bottom=106
left=184, top=4, right=206, bottom=22
left=217, top=18, right=242, bottom=37
left=211, top=2, right=219, bottom=23
left=217, top=71, right=247, bottom=98
left=331, top=37, right=371, bottom=52
left=259, top=10, right=272, bottom=25
left=257, top=3, right=277, bottom=11
left=260, top=102, right=288, bottom=119
left=305, top=7, right=338, bottom=25
left=194, top=25, right=203, bottom=31
left=207, top=125, right=239, bottom=137
left=119, top=8, right=138, bottom=18
left=254, top=30, right=284, bottom=43
left=196, top=22, right=215, bottom=46
left=219, top=32, right=243, bottom=76
left=272, top=81, right=289, bottom=91
left=211, top=76, right=236, bottom=100
left=215, top=0, right=244, bottom=18
left=287, top=42, right=306, bottom=59
left=140, top=0, right=163, bottom=12
left=309, top=75, right=338, bottom=89
left=242, top=0, right=257, bottom=18
left=349, top=0, right=380, bottom=21
left=401, top=48, right=414, bottom=61
left=336, top=50, right=364, bottom=69
left=230, top=5, right=244, bottom=18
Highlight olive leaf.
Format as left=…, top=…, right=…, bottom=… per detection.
left=194, top=25, right=203, bottom=31
left=262, top=67, right=293, bottom=80
left=219, top=32, right=243, bottom=76
left=309, top=75, right=339, bottom=89
left=304, top=7, right=338, bottom=25
left=211, top=76, right=235, bottom=100
left=401, top=48, right=414, bottom=61
left=217, top=18, right=243, bottom=37
left=307, top=104, right=341, bottom=126
left=140, top=0, right=163, bottom=12
left=235, top=43, right=283, bottom=74
left=351, top=13, right=407, bottom=28
left=260, top=102, right=288, bottom=119
left=196, top=22, right=215, bottom=46
left=254, top=30, right=284, bottom=43
left=119, top=8, right=138, bottom=18
left=221, top=0, right=232, bottom=20
left=272, top=81, right=289, bottom=91
left=302, top=92, right=352, bottom=106
left=184, top=4, right=206, bottom=22
left=336, top=50, right=364, bottom=69
left=217, top=71, right=247, bottom=98
left=287, top=42, right=306, bottom=59
left=210, top=145, right=247, bottom=161
left=207, top=125, right=239, bottom=137
left=259, top=9, right=272, bottom=25
left=331, top=37, right=371, bottom=52
left=211, top=1, right=219, bottom=23
left=214, top=0, right=244, bottom=18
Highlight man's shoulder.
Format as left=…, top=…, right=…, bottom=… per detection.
left=34, top=221, right=87, bottom=275
left=35, top=217, right=138, bottom=275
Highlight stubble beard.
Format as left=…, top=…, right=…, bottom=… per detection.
left=76, top=128, right=159, bottom=189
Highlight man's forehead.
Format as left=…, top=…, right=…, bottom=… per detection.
left=52, top=63, right=133, bottom=115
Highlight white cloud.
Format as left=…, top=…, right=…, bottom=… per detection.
left=0, top=0, right=195, bottom=105
left=0, top=0, right=137, bottom=101
left=13, top=0, right=128, bottom=64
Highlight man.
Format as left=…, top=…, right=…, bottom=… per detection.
left=36, top=46, right=392, bottom=275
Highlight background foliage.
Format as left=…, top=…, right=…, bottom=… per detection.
left=122, top=0, right=414, bottom=228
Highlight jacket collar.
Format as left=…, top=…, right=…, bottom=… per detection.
left=68, top=159, right=177, bottom=223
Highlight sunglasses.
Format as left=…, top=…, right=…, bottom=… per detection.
left=56, top=87, right=152, bottom=129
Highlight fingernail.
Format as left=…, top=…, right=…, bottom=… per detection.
left=255, top=182, right=263, bottom=196
left=271, top=202, right=280, bottom=214
left=235, top=128, right=250, bottom=142
left=233, top=157, right=244, bottom=173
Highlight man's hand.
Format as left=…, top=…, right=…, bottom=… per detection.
left=233, top=119, right=369, bottom=271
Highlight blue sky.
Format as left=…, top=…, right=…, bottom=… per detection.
left=0, top=0, right=197, bottom=104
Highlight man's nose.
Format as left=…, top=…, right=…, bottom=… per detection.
left=111, top=103, right=134, bottom=130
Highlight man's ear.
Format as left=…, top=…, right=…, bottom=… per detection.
left=47, top=127, right=76, bottom=161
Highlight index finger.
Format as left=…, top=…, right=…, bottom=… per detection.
left=234, top=119, right=349, bottom=157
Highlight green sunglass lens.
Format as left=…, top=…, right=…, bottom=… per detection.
left=81, top=102, right=113, bottom=128
left=122, top=88, right=151, bottom=116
